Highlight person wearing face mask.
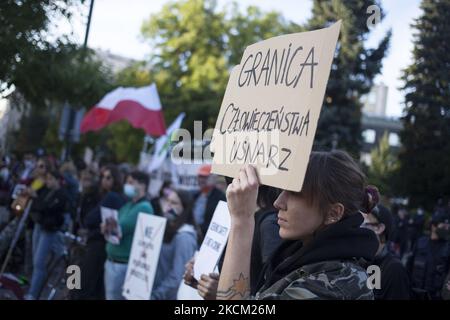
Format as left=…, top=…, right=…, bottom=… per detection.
left=193, top=164, right=226, bottom=240
left=102, top=171, right=154, bottom=300
left=24, top=170, right=67, bottom=300
left=362, top=203, right=410, bottom=300
left=151, top=189, right=199, bottom=300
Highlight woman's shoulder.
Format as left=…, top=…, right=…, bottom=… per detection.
left=134, top=199, right=154, bottom=213
left=258, top=260, right=372, bottom=300
left=174, top=225, right=197, bottom=241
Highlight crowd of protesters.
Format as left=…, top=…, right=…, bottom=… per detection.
left=0, top=150, right=449, bottom=300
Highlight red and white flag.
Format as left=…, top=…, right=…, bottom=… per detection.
left=80, top=83, right=166, bottom=136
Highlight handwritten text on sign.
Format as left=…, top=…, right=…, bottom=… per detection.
left=194, top=201, right=230, bottom=280
left=122, top=214, right=166, bottom=300
left=212, top=21, right=341, bottom=191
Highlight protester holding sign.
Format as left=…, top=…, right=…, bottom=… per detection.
left=74, top=165, right=126, bottom=300
left=103, top=171, right=154, bottom=300
left=217, top=151, right=379, bottom=300
left=151, top=189, right=199, bottom=300
left=184, top=185, right=281, bottom=299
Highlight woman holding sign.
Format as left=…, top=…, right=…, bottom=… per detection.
left=151, top=189, right=199, bottom=300
left=217, top=150, right=379, bottom=300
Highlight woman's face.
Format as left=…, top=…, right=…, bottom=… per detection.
left=166, top=191, right=184, bottom=216
left=101, top=170, right=113, bottom=191
left=274, top=190, right=324, bottom=241
left=36, top=160, right=47, bottom=176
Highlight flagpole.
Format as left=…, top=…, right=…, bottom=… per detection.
left=84, top=0, right=95, bottom=50
left=62, top=0, right=95, bottom=162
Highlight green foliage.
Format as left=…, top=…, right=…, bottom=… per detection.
left=309, top=0, right=391, bottom=155
left=367, top=132, right=399, bottom=197
left=0, top=0, right=85, bottom=95
left=398, top=0, right=450, bottom=209
left=140, top=0, right=300, bottom=132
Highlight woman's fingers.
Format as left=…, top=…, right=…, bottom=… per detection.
left=197, top=279, right=217, bottom=300
left=244, top=164, right=259, bottom=188
left=239, top=168, right=248, bottom=189
left=209, top=273, right=220, bottom=280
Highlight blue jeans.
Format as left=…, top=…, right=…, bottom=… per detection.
left=104, top=259, right=128, bottom=300
left=28, top=224, right=64, bottom=299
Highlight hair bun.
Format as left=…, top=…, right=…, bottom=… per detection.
left=363, top=185, right=380, bottom=213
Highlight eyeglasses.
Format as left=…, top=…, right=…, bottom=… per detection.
left=102, top=175, right=112, bottom=180
left=38, top=164, right=45, bottom=169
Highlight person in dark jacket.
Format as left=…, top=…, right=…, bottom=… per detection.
left=408, top=212, right=450, bottom=300
left=217, top=151, right=379, bottom=300
left=192, top=164, right=226, bottom=239
left=73, top=165, right=126, bottom=300
left=406, top=207, right=426, bottom=252
left=25, top=170, right=67, bottom=299
left=362, top=204, right=410, bottom=300
left=394, top=207, right=409, bottom=258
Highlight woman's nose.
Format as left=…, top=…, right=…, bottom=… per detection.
left=274, top=191, right=288, bottom=211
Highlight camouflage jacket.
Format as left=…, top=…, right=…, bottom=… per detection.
left=254, top=260, right=373, bottom=300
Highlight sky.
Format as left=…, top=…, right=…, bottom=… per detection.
left=59, top=0, right=423, bottom=118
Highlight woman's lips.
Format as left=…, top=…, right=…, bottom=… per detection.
left=277, top=215, right=288, bottom=225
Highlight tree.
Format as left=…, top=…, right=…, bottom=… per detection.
left=398, top=0, right=450, bottom=209
left=0, top=0, right=84, bottom=96
left=9, top=46, right=114, bottom=157
left=140, top=0, right=299, bottom=132
left=367, top=132, right=399, bottom=197
left=2, top=1, right=115, bottom=159
left=308, top=0, right=391, bottom=155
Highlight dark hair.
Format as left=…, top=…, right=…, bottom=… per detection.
left=300, top=150, right=377, bottom=217
left=129, top=170, right=150, bottom=189
left=163, top=189, right=197, bottom=243
left=102, top=164, right=123, bottom=193
left=35, top=157, right=55, bottom=175
left=258, top=185, right=281, bottom=211
left=47, top=169, right=62, bottom=182
left=370, top=204, right=394, bottom=242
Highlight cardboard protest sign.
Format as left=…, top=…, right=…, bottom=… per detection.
left=100, top=207, right=121, bottom=245
left=122, top=213, right=167, bottom=300
left=194, top=201, right=230, bottom=280
left=211, top=21, right=341, bottom=191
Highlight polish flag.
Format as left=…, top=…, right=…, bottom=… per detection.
left=80, top=84, right=166, bottom=136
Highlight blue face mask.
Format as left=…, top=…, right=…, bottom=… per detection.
left=123, top=183, right=137, bottom=198
left=165, top=209, right=178, bottom=221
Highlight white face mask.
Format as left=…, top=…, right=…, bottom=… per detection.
left=123, top=183, right=137, bottom=198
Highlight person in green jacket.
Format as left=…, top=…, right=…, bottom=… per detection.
left=102, top=170, right=153, bottom=300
